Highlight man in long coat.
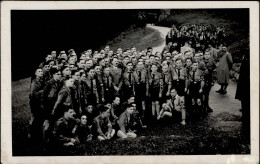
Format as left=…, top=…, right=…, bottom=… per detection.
left=216, top=46, right=233, bottom=94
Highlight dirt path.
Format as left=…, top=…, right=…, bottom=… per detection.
left=146, top=24, right=170, bottom=53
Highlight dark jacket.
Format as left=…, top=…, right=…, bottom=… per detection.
left=29, top=77, right=44, bottom=116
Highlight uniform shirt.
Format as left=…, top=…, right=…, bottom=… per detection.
left=166, top=95, right=184, bottom=112
left=204, top=58, right=216, bottom=83
left=148, top=72, right=162, bottom=86
left=189, top=69, right=204, bottom=82
left=43, top=78, right=61, bottom=103
left=109, top=66, right=122, bottom=87
left=53, top=86, right=73, bottom=113
left=93, top=115, right=112, bottom=137
left=54, top=117, right=77, bottom=144
left=84, top=77, right=99, bottom=99
left=133, top=69, right=148, bottom=84
left=29, top=77, right=44, bottom=103
left=161, top=72, right=172, bottom=85
left=171, top=67, right=187, bottom=81
left=117, top=111, right=133, bottom=134
left=75, top=124, right=92, bottom=143
left=122, top=71, right=135, bottom=87
left=102, top=74, right=114, bottom=90
left=43, top=78, right=61, bottom=118
left=111, top=103, right=123, bottom=119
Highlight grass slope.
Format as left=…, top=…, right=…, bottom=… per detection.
left=105, top=26, right=164, bottom=51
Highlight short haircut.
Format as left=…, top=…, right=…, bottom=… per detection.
left=43, top=60, right=54, bottom=66
left=50, top=67, right=60, bottom=76
left=85, top=67, right=94, bottom=73
left=71, top=69, right=79, bottom=76
left=60, top=66, right=69, bottom=73
left=79, top=71, right=85, bottom=77
left=97, top=104, right=109, bottom=113
left=126, top=62, right=133, bottom=66
left=64, top=107, right=73, bottom=113
left=126, top=103, right=134, bottom=109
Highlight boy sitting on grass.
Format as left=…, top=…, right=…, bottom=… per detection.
left=93, top=104, right=115, bottom=141
left=54, top=108, right=78, bottom=146
left=117, top=103, right=137, bottom=139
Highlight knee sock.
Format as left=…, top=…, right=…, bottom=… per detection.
left=155, top=102, right=160, bottom=117
left=152, top=102, right=155, bottom=117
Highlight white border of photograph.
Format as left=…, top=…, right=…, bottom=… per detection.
left=1, top=1, right=259, bottom=164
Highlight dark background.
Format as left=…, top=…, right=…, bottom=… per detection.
left=11, top=10, right=159, bottom=80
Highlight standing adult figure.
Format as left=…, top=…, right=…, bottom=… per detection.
left=216, top=46, right=233, bottom=94
left=29, top=68, right=45, bottom=141
left=109, top=57, right=122, bottom=96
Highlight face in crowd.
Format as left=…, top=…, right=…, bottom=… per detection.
left=103, top=67, right=110, bottom=76
left=136, top=61, right=144, bottom=70
left=126, top=62, right=133, bottom=71
left=51, top=51, right=57, bottom=59
left=78, top=60, right=85, bottom=69
left=104, top=46, right=110, bottom=53
left=87, top=69, right=95, bottom=79
left=65, top=109, right=75, bottom=119
left=46, top=54, right=53, bottom=62
left=72, top=71, right=80, bottom=81
left=162, top=65, right=169, bottom=73
left=94, top=66, right=101, bottom=75
left=192, top=62, right=198, bottom=71
left=151, top=64, right=158, bottom=73
left=43, top=64, right=50, bottom=72
left=62, top=66, right=71, bottom=76
left=66, top=78, right=75, bottom=88
left=35, top=68, right=44, bottom=78
left=204, top=52, right=210, bottom=60
left=194, top=53, right=200, bottom=62
left=87, top=105, right=93, bottom=113
left=80, top=115, right=87, bottom=125
left=85, top=60, right=93, bottom=69
left=60, top=53, right=68, bottom=61
left=112, top=58, right=118, bottom=67
left=113, top=97, right=120, bottom=105
left=117, top=48, right=122, bottom=55
left=185, top=58, right=193, bottom=67
left=53, top=71, right=62, bottom=81
left=175, top=59, right=183, bottom=68
left=126, top=106, right=134, bottom=115
left=170, top=89, right=177, bottom=98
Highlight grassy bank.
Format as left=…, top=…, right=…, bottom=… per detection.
left=104, top=26, right=164, bottom=51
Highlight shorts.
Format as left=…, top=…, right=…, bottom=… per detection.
left=189, top=82, right=203, bottom=99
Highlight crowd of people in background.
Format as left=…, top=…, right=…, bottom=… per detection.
left=29, top=23, right=233, bottom=148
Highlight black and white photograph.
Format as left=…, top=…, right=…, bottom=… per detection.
left=1, top=1, right=259, bottom=164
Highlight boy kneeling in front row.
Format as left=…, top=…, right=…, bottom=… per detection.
left=117, top=103, right=137, bottom=138
left=53, top=108, right=78, bottom=146
left=93, top=104, right=115, bottom=141
left=157, top=88, right=186, bottom=125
